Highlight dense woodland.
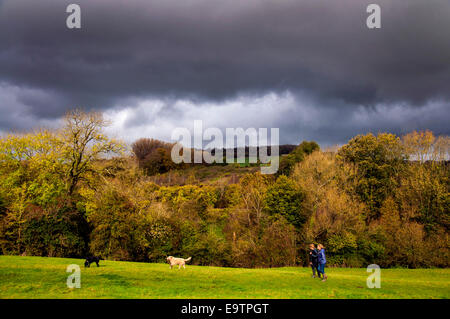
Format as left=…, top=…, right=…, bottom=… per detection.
left=0, top=110, right=448, bottom=268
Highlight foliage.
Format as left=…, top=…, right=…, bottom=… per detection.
left=239, top=172, right=271, bottom=225
left=143, top=147, right=177, bottom=175
left=132, top=138, right=170, bottom=163
left=131, top=138, right=182, bottom=175
left=0, top=130, right=66, bottom=208
left=62, top=109, right=124, bottom=195
left=0, top=199, right=87, bottom=257
left=278, top=141, right=320, bottom=176
left=337, top=133, right=407, bottom=221
left=265, top=175, right=306, bottom=230
left=0, top=119, right=448, bottom=269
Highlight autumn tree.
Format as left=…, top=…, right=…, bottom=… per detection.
left=61, top=109, right=123, bottom=195
left=278, top=141, right=319, bottom=176
left=0, top=130, right=66, bottom=207
left=239, top=172, right=271, bottom=225
left=131, top=138, right=171, bottom=164
left=398, top=131, right=450, bottom=233
left=374, top=198, right=430, bottom=268
left=402, top=130, right=449, bottom=163
left=292, top=151, right=365, bottom=265
left=131, top=138, right=179, bottom=175
left=337, top=133, right=407, bottom=221
left=0, top=129, right=90, bottom=255
left=142, top=147, right=177, bottom=176
left=86, top=187, right=138, bottom=260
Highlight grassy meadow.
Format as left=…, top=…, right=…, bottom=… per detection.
left=0, top=256, right=448, bottom=299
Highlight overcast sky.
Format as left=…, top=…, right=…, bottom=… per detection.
left=0, top=0, right=449, bottom=146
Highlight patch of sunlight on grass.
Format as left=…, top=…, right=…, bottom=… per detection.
left=0, top=255, right=449, bottom=299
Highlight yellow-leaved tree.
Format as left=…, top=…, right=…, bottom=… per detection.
left=61, top=109, right=124, bottom=195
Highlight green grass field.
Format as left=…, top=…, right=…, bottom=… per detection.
left=0, top=256, right=448, bottom=299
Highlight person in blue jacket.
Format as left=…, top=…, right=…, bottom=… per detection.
left=317, top=244, right=328, bottom=281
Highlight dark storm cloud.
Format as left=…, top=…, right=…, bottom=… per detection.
left=0, top=0, right=449, bottom=142
left=277, top=99, right=450, bottom=146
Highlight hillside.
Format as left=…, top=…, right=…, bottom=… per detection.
left=1, top=124, right=448, bottom=270
left=147, top=164, right=262, bottom=186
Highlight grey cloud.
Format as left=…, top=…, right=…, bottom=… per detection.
left=0, top=83, right=62, bottom=132
left=103, top=93, right=450, bottom=146
left=0, top=0, right=449, bottom=143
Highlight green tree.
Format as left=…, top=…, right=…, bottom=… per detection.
left=278, top=141, right=319, bottom=176
left=0, top=130, right=66, bottom=208
left=143, top=147, right=176, bottom=176
left=86, top=187, right=138, bottom=260
left=337, top=133, right=406, bottom=221
left=265, top=175, right=306, bottom=230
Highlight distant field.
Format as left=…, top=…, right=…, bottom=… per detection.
left=148, top=164, right=260, bottom=185
left=0, top=256, right=448, bottom=299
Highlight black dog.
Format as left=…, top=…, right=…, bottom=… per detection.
left=84, top=256, right=102, bottom=268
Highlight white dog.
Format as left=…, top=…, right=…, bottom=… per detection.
left=166, top=256, right=192, bottom=269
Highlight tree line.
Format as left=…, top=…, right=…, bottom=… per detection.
left=131, top=138, right=297, bottom=176
left=0, top=110, right=448, bottom=268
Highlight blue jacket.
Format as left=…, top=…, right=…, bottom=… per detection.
left=318, top=249, right=326, bottom=264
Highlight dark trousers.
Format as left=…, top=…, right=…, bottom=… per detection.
left=311, top=263, right=319, bottom=276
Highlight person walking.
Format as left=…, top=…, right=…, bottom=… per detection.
left=308, top=244, right=319, bottom=278
left=317, top=244, right=328, bottom=281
